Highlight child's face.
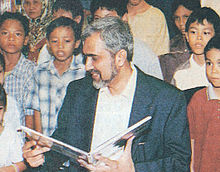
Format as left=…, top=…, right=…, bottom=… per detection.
left=23, top=0, right=42, bottom=19
left=174, top=5, right=192, bottom=35
left=206, top=48, right=220, bottom=87
left=94, top=8, right=119, bottom=20
left=47, top=26, right=78, bottom=62
left=186, top=19, right=215, bottom=55
left=0, top=19, right=29, bottom=55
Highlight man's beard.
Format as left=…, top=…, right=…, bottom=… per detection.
left=92, top=62, right=118, bottom=89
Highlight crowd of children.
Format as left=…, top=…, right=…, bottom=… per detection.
left=0, top=0, right=219, bottom=171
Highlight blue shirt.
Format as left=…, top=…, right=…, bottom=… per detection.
left=26, top=54, right=85, bottom=136
left=4, top=54, right=36, bottom=125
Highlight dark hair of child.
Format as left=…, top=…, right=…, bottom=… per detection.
left=46, top=17, right=81, bottom=55
left=185, top=7, right=220, bottom=33
left=0, top=54, right=5, bottom=72
left=171, top=0, right=201, bottom=16
left=204, top=35, right=220, bottom=56
left=90, top=0, right=128, bottom=18
left=52, top=0, right=84, bottom=31
left=0, top=12, right=29, bottom=37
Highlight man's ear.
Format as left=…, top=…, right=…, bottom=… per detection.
left=115, top=49, right=127, bottom=67
left=74, top=40, right=81, bottom=49
left=24, top=36, right=29, bottom=46
left=74, top=15, right=82, bottom=24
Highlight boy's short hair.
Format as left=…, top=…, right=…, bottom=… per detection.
left=171, top=0, right=201, bottom=16
left=0, top=84, right=7, bottom=108
left=46, top=17, right=81, bottom=55
left=52, top=0, right=84, bottom=31
left=185, top=7, right=220, bottom=33
left=90, top=0, right=128, bottom=19
left=0, top=12, right=29, bottom=37
left=204, top=35, right=220, bottom=56
left=46, top=17, right=81, bottom=41
left=0, top=54, right=5, bottom=72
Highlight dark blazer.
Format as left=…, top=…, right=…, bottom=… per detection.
left=45, top=68, right=191, bottom=172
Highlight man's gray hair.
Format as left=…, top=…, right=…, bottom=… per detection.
left=82, top=17, right=134, bottom=62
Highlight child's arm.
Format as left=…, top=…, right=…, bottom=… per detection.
left=34, top=110, right=42, bottom=133
left=0, top=161, right=26, bottom=172
left=190, top=139, right=195, bottom=172
left=25, top=115, right=34, bottom=129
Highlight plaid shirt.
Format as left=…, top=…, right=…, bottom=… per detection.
left=4, top=54, right=36, bottom=126
left=26, top=54, right=85, bottom=136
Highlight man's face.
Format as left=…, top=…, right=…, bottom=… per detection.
left=23, top=0, right=42, bottom=19
left=206, top=48, right=220, bottom=88
left=0, top=19, right=28, bottom=55
left=94, top=8, right=119, bottom=20
left=83, top=32, right=118, bottom=89
left=47, top=26, right=77, bottom=62
left=186, top=20, right=215, bottom=55
left=174, top=5, right=192, bottom=35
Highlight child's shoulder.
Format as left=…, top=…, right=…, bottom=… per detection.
left=190, top=87, right=208, bottom=103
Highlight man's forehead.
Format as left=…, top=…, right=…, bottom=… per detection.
left=83, top=32, right=106, bottom=53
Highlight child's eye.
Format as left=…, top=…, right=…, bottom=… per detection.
left=50, top=40, right=57, bottom=43
left=1, top=31, right=8, bottom=35
left=65, top=40, right=71, bottom=43
left=189, top=30, right=196, bottom=34
left=206, top=61, right=212, bottom=66
left=204, top=31, right=211, bottom=35
left=15, top=32, right=22, bottom=36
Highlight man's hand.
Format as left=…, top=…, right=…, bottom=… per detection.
left=78, top=136, right=135, bottom=172
left=22, top=140, right=50, bottom=167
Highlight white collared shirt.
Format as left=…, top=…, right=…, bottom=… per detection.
left=207, top=84, right=220, bottom=100
left=173, top=54, right=209, bottom=90
left=90, top=65, right=137, bottom=159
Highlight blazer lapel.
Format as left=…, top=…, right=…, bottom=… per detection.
left=129, top=70, right=155, bottom=127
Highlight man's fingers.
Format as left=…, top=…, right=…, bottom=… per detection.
left=124, top=136, right=135, bottom=154
left=22, top=140, right=36, bottom=152
left=78, top=159, right=96, bottom=171
left=93, top=154, right=118, bottom=169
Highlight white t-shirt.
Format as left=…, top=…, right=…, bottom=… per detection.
left=0, top=124, right=23, bottom=167
left=172, top=54, right=209, bottom=90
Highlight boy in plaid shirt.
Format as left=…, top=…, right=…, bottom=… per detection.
left=26, top=17, right=85, bottom=136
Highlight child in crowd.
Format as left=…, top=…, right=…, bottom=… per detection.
left=172, top=7, right=220, bottom=90
left=187, top=35, right=220, bottom=172
left=0, top=84, right=26, bottom=171
left=159, top=0, right=201, bottom=83
left=170, top=0, right=201, bottom=53
left=26, top=17, right=85, bottom=136
left=126, top=0, right=169, bottom=56
left=22, top=0, right=55, bottom=62
left=89, top=0, right=163, bottom=80
left=38, top=0, right=84, bottom=65
left=0, top=53, right=21, bottom=132
left=0, top=12, right=35, bottom=128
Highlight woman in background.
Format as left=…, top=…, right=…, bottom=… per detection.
left=22, top=0, right=55, bottom=63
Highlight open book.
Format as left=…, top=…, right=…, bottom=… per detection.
left=19, top=115, right=152, bottom=164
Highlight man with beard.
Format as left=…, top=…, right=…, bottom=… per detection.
left=23, top=17, right=191, bottom=171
